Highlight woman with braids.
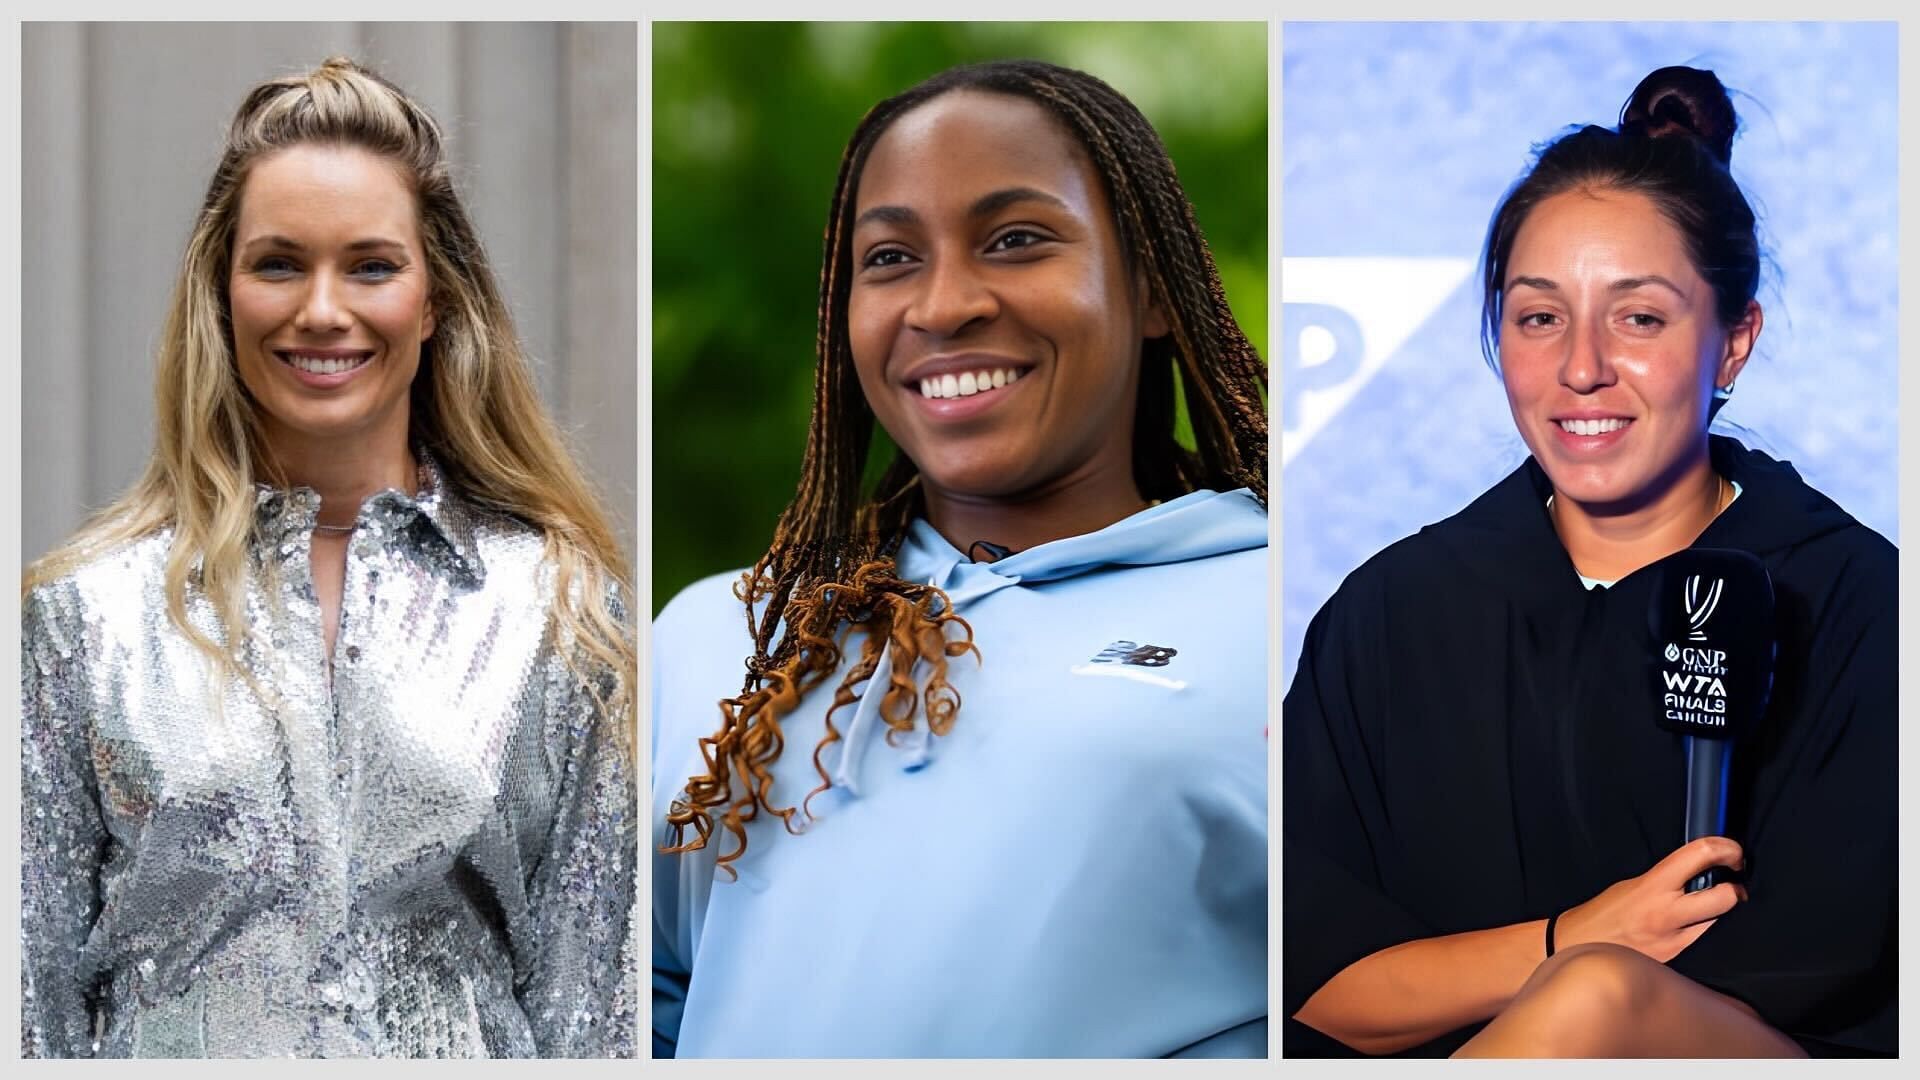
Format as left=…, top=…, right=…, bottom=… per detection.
left=21, top=59, right=636, bottom=1057
left=1284, top=67, right=1894, bottom=1057
left=652, top=60, right=1269, bottom=1057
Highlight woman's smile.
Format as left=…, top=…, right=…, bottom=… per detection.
left=1498, top=187, right=1753, bottom=513
left=229, top=143, right=435, bottom=459
left=903, top=352, right=1034, bottom=420
left=1549, top=412, right=1635, bottom=452
left=273, top=346, right=378, bottom=386
left=847, top=89, right=1163, bottom=506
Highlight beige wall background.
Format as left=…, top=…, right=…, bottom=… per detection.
left=21, top=21, right=637, bottom=567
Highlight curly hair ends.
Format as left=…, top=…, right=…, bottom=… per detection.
left=662, top=554, right=977, bottom=876
left=664, top=59, right=1267, bottom=873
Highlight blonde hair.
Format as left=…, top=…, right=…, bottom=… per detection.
left=24, top=57, right=635, bottom=733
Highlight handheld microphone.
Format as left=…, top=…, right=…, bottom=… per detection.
left=1645, top=548, right=1776, bottom=892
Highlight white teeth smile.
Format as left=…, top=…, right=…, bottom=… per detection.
left=280, top=352, right=372, bottom=376
left=919, top=367, right=1025, bottom=400
left=1558, top=417, right=1630, bottom=436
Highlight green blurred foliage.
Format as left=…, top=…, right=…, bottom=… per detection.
left=652, top=22, right=1268, bottom=613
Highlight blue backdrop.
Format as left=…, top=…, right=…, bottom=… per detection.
left=1281, top=22, right=1898, bottom=687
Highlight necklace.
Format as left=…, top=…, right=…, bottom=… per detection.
left=1696, top=471, right=1732, bottom=525
left=1545, top=473, right=1731, bottom=519
left=313, top=523, right=356, bottom=535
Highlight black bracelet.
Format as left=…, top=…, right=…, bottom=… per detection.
left=1545, top=911, right=1561, bottom=958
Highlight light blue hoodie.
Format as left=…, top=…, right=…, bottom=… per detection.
left=652, top=488, right=1269, bottom=1058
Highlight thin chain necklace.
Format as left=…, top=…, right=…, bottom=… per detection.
left=313, top=522, right=356, bottom=535
left=1545, top=472, right=1731, bottom=520
left=1547, top=472, right=1733, bottom=586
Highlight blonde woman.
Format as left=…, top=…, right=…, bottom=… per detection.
left=21, top=58, right=636, bottom=1058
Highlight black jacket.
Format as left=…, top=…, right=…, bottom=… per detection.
left=1283, top=436, right=1896, bottom=1056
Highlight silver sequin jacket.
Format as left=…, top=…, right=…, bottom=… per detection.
left=21, top=464, right=636, bottom=1057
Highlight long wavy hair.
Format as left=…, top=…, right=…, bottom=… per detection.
left=23, top=57, right=635, bottom=733
left=664, top=60, right=1269, bottom=876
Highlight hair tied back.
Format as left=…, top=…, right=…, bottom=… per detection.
left=1618, top=65, right=1738, bottom=165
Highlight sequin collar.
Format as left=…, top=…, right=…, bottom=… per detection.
left=252, top=448, right=487, bottom=586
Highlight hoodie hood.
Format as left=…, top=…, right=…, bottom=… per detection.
left=829, top=486, right=1267, bottom=796
left=1438, top=435, right=1864, bottom=593
left=897, top=486, right=1269, bottom=609
left=1693, top=435, right=1865, bottom=555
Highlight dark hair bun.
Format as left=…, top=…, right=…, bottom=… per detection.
left=1618, top=66, right=1738, bottom=164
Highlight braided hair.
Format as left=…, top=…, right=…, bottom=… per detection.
left=663, top=60, right=1268, bottom=876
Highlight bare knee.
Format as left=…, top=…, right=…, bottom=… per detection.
left=1491, top=943, right=1666, bottom=1056
left=1523, top=943, right=1660, bottom=1011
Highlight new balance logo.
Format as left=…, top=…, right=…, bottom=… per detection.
left=1089, top=640, right=1178, bottom=667
left=1072, top=639, right=1187, bottom=689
